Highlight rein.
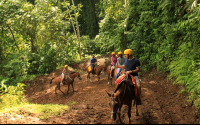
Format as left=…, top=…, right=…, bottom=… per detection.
left=67, top=72, right=77, bottom=80
left=68, top=75, right=72, bottom=80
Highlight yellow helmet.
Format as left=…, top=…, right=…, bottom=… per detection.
left=124, top=49, right=132, bottom=55
left=64, top=65, right=68, bottom=68
left=118, top=51, right=122, bottom=55
left=111, top=52, right=115, bottom=55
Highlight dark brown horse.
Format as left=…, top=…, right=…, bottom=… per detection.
left=50, top=72, right=82, bottom=95
left=85, top=64, right=105, bottom=83
left=106, top=74, right=139, bottom=124
left=106, top=65, right=124, bottom=85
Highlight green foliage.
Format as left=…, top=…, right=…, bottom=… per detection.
left=96, top=0, right=200, bottom=108
left=0, top=82, right=27, bottom=109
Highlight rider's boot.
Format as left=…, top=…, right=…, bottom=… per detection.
left=60, top=82, right=63, bottom=86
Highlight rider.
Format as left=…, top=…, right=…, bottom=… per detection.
left=60, top=64, right=69, bottom=86
left=115, top=51, right=125, bottom=80
left=90, top=55, right=97, bottom=74
left=110, top=52, right=117, bottom=78
left=115, top=49, right=142, bottom=105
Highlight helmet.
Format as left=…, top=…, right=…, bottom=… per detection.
left=118, top=51, right=122, bottom=55
left=111, top=52, right=115, bottom=55
left=124, top=49, right=132, bottom=55
left=64, top=65, right=68, bottom=68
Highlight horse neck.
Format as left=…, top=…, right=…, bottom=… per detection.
left=69, top=72, right=77, bottom=79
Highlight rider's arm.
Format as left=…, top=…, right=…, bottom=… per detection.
left=62, top=68, right=66, bottom=73
left=95, top=58, right=97, bottom=65
left=131, top=67, right=140, bottom=73
left=116, top=65, right=125, bottom=69
left=111, top=57, right=114, bottom=64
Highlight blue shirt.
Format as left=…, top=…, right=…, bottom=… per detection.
left=124, top=58, right=141, bottom=76
left=90, top=58, right=97, bottom=66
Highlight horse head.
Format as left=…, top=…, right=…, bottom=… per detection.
left=69, top=72, right=82, bottom=80
left=76, top=72, right=82, bottom=80
left=106, top=90, right=119, bottom=121
left=106, top=77, right=135, bottom=123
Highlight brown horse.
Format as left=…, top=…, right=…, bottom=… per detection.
left=85, top=64, right=105, bottom=83
left=106, top=65, right=124, bottom=85
left=50, top=72, right=82, bottom=95
left=106, top=74, right=139, bottom=124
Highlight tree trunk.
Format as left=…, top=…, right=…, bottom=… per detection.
left=64, top=0, right=77, bottom=36
left=8, top=25, right=20, bottom=51
left=71, top=0, right=81, bottom=59
left=90, top=0, right=99, bottom=35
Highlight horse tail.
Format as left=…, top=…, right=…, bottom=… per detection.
left=50, top=77, right=56, bottom=84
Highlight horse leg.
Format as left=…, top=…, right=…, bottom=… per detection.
left=58, top=84, right=65, bottom=95
left=71, top=82, right=75, bottom=94
left=97, top=75, right=100, bottom=83
left=87, top=73, right=89, bottom=79
left=110, top=77, right=112, bottom=85
left=89, top=73, right=92, bottom=83
left=118, top=105, right=123, bottom=124
left=135, top=100, right=139, bottom=116
left=107, top=73, right=110, bottom=85
left=67, top=83, right=70, bottom=95
left=128, top=103, right=132, bottom=124
left=55, top=86, right=58, bottom=95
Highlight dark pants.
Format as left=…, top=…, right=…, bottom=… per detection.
left=92, top=65, right=95, bottom=74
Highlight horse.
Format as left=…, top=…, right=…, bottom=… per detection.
left=106, top=74, right=139, bottom=124
left=85, top=64, right=105, bottom=83
left=106, top=65, right=124, bottom=85
left=50, top=72, right=82, bottom=95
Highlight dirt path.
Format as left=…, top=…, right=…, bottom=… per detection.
left=3, top=58, right=200, bottom=124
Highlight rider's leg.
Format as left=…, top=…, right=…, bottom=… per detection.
left=115, top=68, right=122, bottom=80
left=60, top=73, right=64, bottom=86
left=135, top=76, right=142, bottom=104
left=110, top=66, right=113, bottom=78
left=92, top=65, right=95, bottom=74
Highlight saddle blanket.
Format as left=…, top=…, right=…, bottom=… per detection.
left=116, top=74, right=138, bottom=96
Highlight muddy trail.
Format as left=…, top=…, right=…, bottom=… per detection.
left=3, top=58, right=200, bottom=124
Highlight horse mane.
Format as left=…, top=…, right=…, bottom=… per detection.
left=69, top=72, right=76, bottom=74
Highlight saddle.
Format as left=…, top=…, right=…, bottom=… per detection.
left=59, top=75, right=70, bottom=82
left=116, top=74, right=138, bottom=97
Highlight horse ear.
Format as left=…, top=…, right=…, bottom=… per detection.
left=106, top=90, right=112, bottom=97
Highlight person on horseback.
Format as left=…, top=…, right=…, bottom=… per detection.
left=114, top=49, right=142, bottom=105
left=115, top=51, right=125, bottom=80
left=110, top=52, right=117, bottom=78
left=90, top=55, right=97, bottom=74
left=60, top=64, right=69, bottom=86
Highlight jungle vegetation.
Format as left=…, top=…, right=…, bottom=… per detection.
left=0, top=0, right=200, bottom=109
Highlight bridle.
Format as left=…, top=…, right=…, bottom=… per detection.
left=110, top=75, right=128, bottom=119
left=110, top=92, right=118, bottom=119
